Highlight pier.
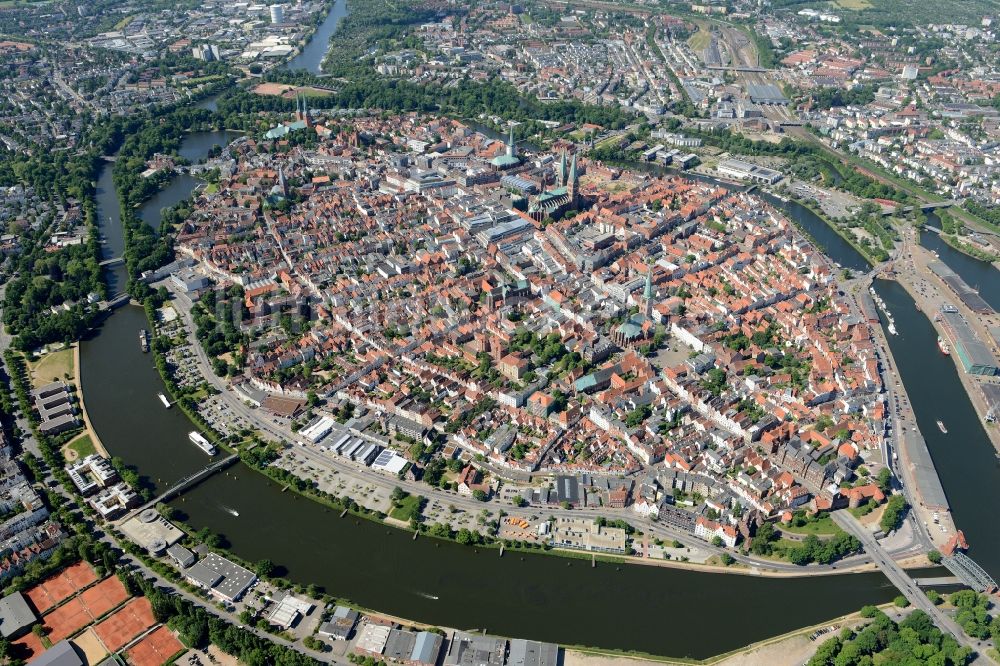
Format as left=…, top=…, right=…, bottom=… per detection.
left=135, top=453, right=239, bottom=513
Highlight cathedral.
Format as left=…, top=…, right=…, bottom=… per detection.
left=528, top=149, right=580, bottom=222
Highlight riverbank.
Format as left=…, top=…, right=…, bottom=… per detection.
left=775, top=190, right=880, bottom=268
left=565, top=605, right=890, bottom=666
left=72, top=342, right=110, bottom=459
left=853, top=278, right=957, bottom=551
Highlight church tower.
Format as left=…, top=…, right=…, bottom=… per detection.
left=643, top=266, right=654, bottom=318
left=567, top=152, right=579, bottom=206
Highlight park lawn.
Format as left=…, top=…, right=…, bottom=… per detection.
left=687, top=25, right=712, bottom=51
left=67, top=434, right=97, bottom=459
left=29, top=348, right=74, bottom=389
left=778, top=514, right=844, bottom=537
left=835, top=0, right=872, bottom=9
left=389, top=494, right=422, bottom=521
left=203, top=183, right=219, bottom=194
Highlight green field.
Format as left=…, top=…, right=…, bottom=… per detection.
left=777, top=514, right=843, bottom=537
left=389, top=494, right=423, bottom=521
left=687, top=26, right=712, bottom=52
left=29, top=348, right=74, bottom=388
left=66, top=434, right=97, bottom=459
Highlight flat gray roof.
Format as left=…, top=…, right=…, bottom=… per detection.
left=31, top=640, right=84, bottom=666
left=199, top=552, right=256, bottom=600
left=507, top=639, right=559, bottom=666
left=0, top=592, right=36, bottom=638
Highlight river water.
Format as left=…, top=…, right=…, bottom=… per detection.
left=138, top=130, right=239, bottom=232
left=282, top=0, right=348, bottom=74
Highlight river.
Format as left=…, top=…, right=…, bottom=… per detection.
left=282, top=0, right=348, bottom=74
left=78, top=135, right=904, bottom=659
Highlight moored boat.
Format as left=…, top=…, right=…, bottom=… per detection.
left=189, top=431, right=216, bottom=455
left=937, top=336, right=950, bottom=355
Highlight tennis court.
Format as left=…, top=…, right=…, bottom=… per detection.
left=79, top=576, right=129, bottom=619
left=44, top=597, right=93, bottom=643
left=24, top=562, right=98, bottom=613
left=11, top=630, right=43, bottom=662
left=126, top=626, right=184, bottom=666
left=94, top=597, right=155, bottom=652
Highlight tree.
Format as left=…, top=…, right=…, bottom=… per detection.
left=710, top=535, right=723, bottom=547
left=876, top=467, right=892, bottom=493
left=720, top=553, right=734, bottom=566
left=926, top=549, right=942, bottom=564
left=254, top=559, right=275, bottom=577
left=511, top=496, right=527, bottom=508
left=880, top=494, right=908, bottom=533
left=894, top=595, right=910, bottom=608
left=472, top=489, right=488, bottom=502
left=390, top=486, right=406, bottom=503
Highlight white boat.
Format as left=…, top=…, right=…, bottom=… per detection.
left=936, top=420, right=948, bottom=434
left=887, top=322, right=898, bottom=336
left=937, top=336, right=950, bottom=356
left=158, top=393, right=171, bottom=408
left=189, top=431, right=217, bottom=455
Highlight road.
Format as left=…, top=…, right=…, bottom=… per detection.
left=832, top=512, right=991, bottom=659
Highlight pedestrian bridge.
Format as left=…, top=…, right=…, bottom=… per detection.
left=137, top=453, right=240, bottom=513
left=942, top=552, right=998, bottom=593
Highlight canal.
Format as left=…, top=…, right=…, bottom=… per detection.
left=78, top=136, right=901, bottom=659
left=774, top=198, right=1000, bottom=580
left=919, top=212, right=1000, bottom=311
left=282, top=0, right=347, bottom=74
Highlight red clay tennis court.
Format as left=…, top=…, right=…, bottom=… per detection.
left=94, top=597, right=155, bottom=652
left=126, top=626, right=184, bottom=666
left=43, top=597, right=93, bottom=643
left=11, top=630, right=43, bottom=662
left=79, top=576, right=129, bottom=619
left=24, top=562, right=98, bottom=613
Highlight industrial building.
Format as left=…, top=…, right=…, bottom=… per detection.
left=746, top=83, right=789, bottom=105
left=941, top=311, right=999, bottom=376
left=716, top=159, right=783, bottom=185
left=184, top=552, right=257, bottom=601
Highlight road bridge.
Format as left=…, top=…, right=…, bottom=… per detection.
left=704, top=65, right=771, bottom=73
left=943, top=552, right=998, bottom=593
left=881, top=200, right=962, bottom=216
left=98, top=292, right=130, bottom=312
left=831, top=511, right=979, bottom=651
left=99, top=256, right=124, bottom=267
